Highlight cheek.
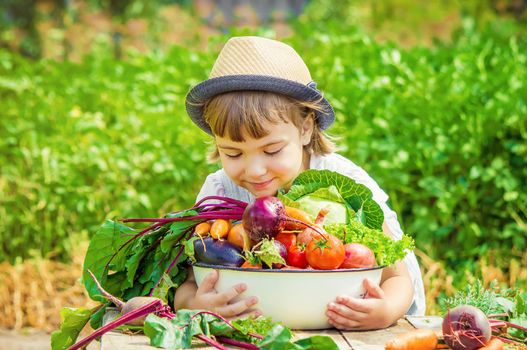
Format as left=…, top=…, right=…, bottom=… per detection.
left=270, top=150, right=304, bottom=176
left=220, top=158, right=243, bottom=179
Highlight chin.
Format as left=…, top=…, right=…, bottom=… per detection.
left=250, top=187, right=279, bottom=198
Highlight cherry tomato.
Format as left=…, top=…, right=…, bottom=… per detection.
left=287, top=244, right=308, bottom=268
left=306, top=234, right=345, bottom=270
left=275, top=232, right=297, bottom=251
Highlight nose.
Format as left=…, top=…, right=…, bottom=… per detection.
left=245, top=157, right=267, bottom=178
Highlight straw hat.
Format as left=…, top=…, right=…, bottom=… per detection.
left=185, top=36, right=335, bottom=135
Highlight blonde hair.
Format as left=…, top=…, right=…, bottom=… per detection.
left=202, top=91, right=335, bottom=162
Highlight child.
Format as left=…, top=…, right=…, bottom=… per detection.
left=174, top=36, right=425, bottom=330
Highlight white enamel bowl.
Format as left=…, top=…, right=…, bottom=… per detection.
left=192, top=263, right=383, bottom=330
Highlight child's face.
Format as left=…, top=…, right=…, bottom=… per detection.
left=215, top=119, right=313, bottom=197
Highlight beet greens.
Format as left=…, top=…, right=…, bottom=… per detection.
left=53, top=195, right=342, bottom=350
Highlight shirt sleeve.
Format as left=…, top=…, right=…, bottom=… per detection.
left=195, top=171, right=226, bottom=204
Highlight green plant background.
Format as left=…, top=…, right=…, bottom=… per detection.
left=1, top=0, right=526, bottom=306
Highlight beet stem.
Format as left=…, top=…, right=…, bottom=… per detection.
left=502, top=320, right=527, bottom=332
left=196, top=334, right=228, bottom=350
left=123, top=211, right=245, bottom=223
left=67, top=299, right=163, bottom=350
left=284, top=217, right=327, bottom=240
left=194, top=195, right=248, bottom=209
left=495, top=335, right=518, bottom=344
left=216, top=336, right=260, bottom=350
left=87, top=269, right=125, bottom=309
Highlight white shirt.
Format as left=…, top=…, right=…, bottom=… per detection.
left=196, top=152, right=426, bottom=316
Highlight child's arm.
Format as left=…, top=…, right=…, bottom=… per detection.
left=174, top=269, right=261, bottom=319
left=326, top=262, right=413, bottom=330
left=325, top=222, right=415, bottom=330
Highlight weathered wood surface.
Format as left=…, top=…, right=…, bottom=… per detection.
left=100, top=316, right=443, bottom=350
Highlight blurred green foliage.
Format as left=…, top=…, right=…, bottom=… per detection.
left=290, top=7, right=527, bottom=286
left=0, top=1, right=526, bottom=297
left=0, top=43, right=218, bottom=261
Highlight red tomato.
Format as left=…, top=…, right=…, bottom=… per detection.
left=275, top=232, right=297, bottom=251
left=287, top=245, right=308, bottom=268
left=340, top=243, right=376, bottom=268
left=306, top=234, right=345, bottom=270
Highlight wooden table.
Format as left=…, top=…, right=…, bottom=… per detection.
left=100, top=314, right=443, bottom=350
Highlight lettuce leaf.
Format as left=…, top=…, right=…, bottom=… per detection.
left=325, top=222, right=414, bottom=266
left=279, top=170, right=384, bottom=229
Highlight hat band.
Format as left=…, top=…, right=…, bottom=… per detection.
left=186, top=75, right=335, bottom=135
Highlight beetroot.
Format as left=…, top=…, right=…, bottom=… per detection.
left=242, top=196, right=325, bottom=242
left=243, top=196, right=287, bottom=241
left=442, top=305, right=492, bottom=350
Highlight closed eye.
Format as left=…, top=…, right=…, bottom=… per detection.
left=264, top=148, right=283, bottom=156
left=224, top=153, right=242, bottom=158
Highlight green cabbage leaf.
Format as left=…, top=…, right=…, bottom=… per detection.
left=278, top=170, right=384, bottom=229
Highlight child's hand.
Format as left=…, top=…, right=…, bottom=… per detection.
left=189, top=270, right=261, bottom=319
left=326, top=278, right=393, bottom=330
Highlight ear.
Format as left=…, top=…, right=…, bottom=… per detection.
left=300, top=113, right=315, bottom=146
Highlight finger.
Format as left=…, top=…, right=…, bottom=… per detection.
left=326, top=310, right=361, bottom=330
left=209, top=283, right=247, bottom=305
left=363, top=278, right=384, bottom=299
left=196, top=270, right=219, bottom=295
left=327, top=301, right=365, bottom=320
left=334, top=295, right=372, bottom=313
left=216, top=296, right=259, bottom=318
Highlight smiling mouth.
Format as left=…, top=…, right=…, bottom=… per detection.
left=249, top=179, right=274, bottom=189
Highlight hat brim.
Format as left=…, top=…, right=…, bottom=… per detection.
left=185, top=75, right=335, bottom=135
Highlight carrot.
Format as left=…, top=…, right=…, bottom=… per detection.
left=241, top=260, right=262, bottom=269
left=284, top=206, right=313, bottom=230
left=210, top=219, right=231, bottom=239
left=227, top=223, right=253, bottom=250
left=384, top=329, right=438, bottom=350
left=194, top=222, right=211, bottom=237
left=477, top=338, right=504, bottom=350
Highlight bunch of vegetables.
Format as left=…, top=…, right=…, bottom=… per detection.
left=383, top=285, right=527, bottom=350
left=190, top=170, right=414, bottom=271
left=51, top=170, right=415, bottom=349
left=440, top=282, right=527, bottom=349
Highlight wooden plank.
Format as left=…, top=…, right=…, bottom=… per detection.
left=339, top=319, right=415, bottom=350
left=101, top=331, right=156, bottom=350
left=293, top=329, right=351, bottom=349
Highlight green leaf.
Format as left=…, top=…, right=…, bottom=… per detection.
left=325, top=221, right=414, bottom=266
left=89, top=304, right=107, bottom=330
left=144, top=314, right=187, bottom=349
left=293, top=335, right=340, bottom=350
left=150, top=273, right=176, bottom=300
left=279, top=170, right=384, bottom=229
left=51, top=307, right=95, bottom=350
left=82, top=220, right=136, bottom=301
left=231, top=316, right=276, bottom=340
left=257, top=324, right=295, bottom=350
left=294, top=186, right=352, bottom=224
left=253, top=239, right=286, bottom=268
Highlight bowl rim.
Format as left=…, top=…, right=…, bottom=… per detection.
left=192, top=262, right=384, bottom=273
